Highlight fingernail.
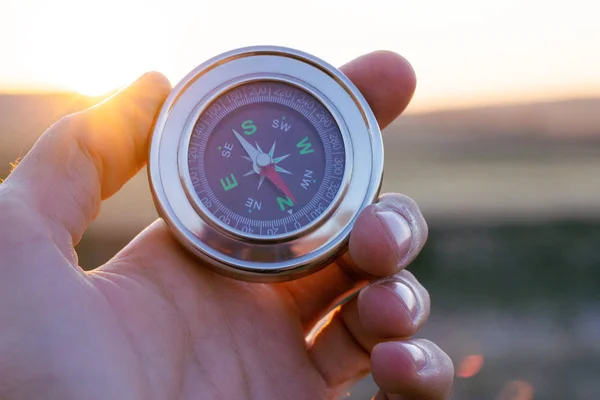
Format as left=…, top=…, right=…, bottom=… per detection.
left=378, top=279, right=417, bottom=319
left=400, top=343, right=428, bottom=371
left=375, top=210, right=412, bottom=263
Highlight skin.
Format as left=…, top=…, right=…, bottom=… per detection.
left=0, top=51, right=454, bottom=400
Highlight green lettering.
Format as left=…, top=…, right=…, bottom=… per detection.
left=277, top=196, right=294, bottom=211
left=296, top=136, right=314, bottom=155
left=242, top=120, right=257, bottom=135
left=220, top=174, right=238, bottom=191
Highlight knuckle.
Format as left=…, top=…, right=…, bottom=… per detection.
left=49, top=110, right=89, bottom=137
left=44, top=111, right=96, bottom=163
left=0, top=187, right=52, bottom=249
left=47, top=110, right=102, bottom=180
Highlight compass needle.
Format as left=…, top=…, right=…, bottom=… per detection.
left=268, top=141, right=276, bottom=158
left=233, top=128, right=260, bottom=161
left=262, top=164, right=296, bottom=204
left=257, top=175, right=265, bottom=191
left=150, top=46, right=381, bottom=282
left=273, top=154, right=290, bottom=164
left=274, top=165, right=292, bottom=175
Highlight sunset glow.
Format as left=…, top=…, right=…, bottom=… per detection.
left=2, top=0, right=171, bottom=97
left=1, top=0, right=599, bottom=111
left=66, top=76, right=122, bottom=97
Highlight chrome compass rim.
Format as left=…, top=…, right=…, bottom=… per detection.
left=148, top=45, right=384, bottom=282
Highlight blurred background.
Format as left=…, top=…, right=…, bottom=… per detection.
left=1, top=0, right=599, bottom=399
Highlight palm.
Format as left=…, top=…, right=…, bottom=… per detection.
left=0, top=52, right=453, bottom=400
left=13, top=222, right=335, bottom=399
left=99, top=236, right=330, bottom=400
left=103, top=231, right=332, bottom=400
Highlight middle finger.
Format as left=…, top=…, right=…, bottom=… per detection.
left=306, top=270, right=431, bottom=388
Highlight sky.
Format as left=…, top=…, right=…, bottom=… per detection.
left=0, top=0, right=598, bottom=112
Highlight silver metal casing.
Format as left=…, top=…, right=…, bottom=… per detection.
left=148, top=45, right=384, bottom=282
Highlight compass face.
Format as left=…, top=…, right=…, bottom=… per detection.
left=149, top=46, right=384, bottom=280
left=186, top=80, right=346, bottom=238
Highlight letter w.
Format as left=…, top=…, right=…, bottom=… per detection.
left=296, top=137, right=314, bottom=155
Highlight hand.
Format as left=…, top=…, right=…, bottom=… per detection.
left=0, top=52, right=454, bottom=400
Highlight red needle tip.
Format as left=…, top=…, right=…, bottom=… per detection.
left=262, top=165, right=296, bottom=204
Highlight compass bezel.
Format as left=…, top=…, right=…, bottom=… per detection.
left=148, top=45, right=384, bottom=282
left=176, top=74, right=352, bottom=243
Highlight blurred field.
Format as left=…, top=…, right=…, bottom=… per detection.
left=1, top=93, right=600, bottom=399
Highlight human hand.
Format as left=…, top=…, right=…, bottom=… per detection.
left=0, top=51, right=454, bottom=400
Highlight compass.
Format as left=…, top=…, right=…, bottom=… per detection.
left=148, top=46, right=383, bottom=282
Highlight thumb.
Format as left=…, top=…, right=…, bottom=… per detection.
left=3, top=72, right=171, bottom=246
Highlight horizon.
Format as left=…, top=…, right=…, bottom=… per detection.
left=1, top=0, right=599, bottom=114
left=1, top=87, right=599, bottom=116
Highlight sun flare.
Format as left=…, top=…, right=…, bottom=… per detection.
left=69, top=77, right=121, bottom=97
left=51, top=60, right=141, bottom=98
left=20, top=0, right=171, bottom=98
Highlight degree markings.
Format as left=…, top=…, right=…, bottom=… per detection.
left=189, top=82, right=345, bottom=232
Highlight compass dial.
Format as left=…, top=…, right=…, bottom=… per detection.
left=149, top=45, right=383, bottom=281
left=187, top=80, right=346, bottom=238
